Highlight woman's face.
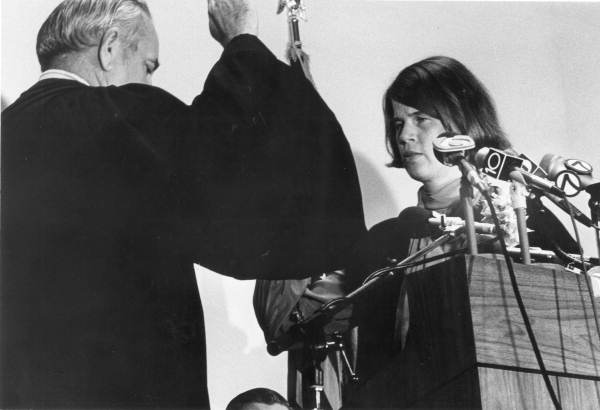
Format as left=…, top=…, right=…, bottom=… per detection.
left=391, top=100, right=456, bottom=186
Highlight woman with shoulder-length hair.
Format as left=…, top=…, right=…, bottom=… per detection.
left=350, top=56, right=578, bottom=391
left=378, top=55, right=576, bottom=257
left=383, top=55, right=511, bottom=205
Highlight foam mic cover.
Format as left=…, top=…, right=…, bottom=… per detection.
left=366, top=207, right=433, bottom=263
left=395, top=206, right=437, bottom=238
left=346, top=206, right=435, bottom=285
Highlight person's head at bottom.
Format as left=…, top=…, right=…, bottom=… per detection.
left=226, top=388, right=292, bottom=410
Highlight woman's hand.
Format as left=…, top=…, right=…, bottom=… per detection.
left=208, top=0, right=258, bottom=47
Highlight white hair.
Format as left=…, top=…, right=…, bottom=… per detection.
left=36, top=0, right=151, bottom=70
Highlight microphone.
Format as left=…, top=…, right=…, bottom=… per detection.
left=395, top=206, right=439, bottom=238
left=433, top=133, right=489, bottom=193
left=471, top=147, right=533, bottom=261
left=474, top=147, right=564, bottom=196
left=518, top=152, right=549, bottom=178
left=540, top=154, right=600, bottom=197
left=357, top=207, right=434, bottom=267
left=433, top=132, right=488, bottom=254
left=475, top=147, right=597, bottom=228
left=362, top=207, right=438, bottom=246
left=428, top=214, right=497, bottom=234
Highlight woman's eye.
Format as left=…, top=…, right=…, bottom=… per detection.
left=415, top=116, right=429, bottom=124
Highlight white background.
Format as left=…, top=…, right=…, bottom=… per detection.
left=2, top=1, right=600, bottom=409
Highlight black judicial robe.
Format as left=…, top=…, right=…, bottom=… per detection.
left=1, top=35, right=365, bottom=408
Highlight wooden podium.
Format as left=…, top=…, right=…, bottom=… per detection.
left=346, top=255, right=600, bottom=409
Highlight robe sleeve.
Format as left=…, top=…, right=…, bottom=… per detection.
left=175, top=34, right=366, bottom=279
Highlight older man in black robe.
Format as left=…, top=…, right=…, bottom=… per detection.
left=0, top=0, right=365, bottom=408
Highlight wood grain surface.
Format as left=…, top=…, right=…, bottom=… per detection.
left=346, top=255, right=600, bottom=409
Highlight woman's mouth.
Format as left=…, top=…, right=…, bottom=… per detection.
left=402, top=151, right=423, bottom=162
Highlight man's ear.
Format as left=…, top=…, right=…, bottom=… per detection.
left=98, top=27, right=121, bottom=71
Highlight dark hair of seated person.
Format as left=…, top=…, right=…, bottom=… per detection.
left=226, top=388, right=292, bottom=410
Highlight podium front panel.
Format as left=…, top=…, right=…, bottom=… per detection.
left=347, top=254, right=600, bottom=409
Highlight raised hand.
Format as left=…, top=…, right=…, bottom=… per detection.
left=207, top=0, right=258, bottom=47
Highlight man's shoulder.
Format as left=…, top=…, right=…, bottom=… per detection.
left=3, top=80, right=187, bottom=123
left=107, top=83, right=184, bottom=105
left=97, top=84, right=189, bottom=126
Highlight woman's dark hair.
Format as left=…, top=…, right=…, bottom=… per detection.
left=383, top=56, right=511, bottom=168
left=226, top=387, right=292, bottom=410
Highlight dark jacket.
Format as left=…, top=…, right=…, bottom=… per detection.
left=1, top=35, right=365, bottom=408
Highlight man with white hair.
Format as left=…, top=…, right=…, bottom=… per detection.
left=1, top=0, right=365, bottom=408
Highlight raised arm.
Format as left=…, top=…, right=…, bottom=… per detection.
left=178, top=1, right=366, bottom=280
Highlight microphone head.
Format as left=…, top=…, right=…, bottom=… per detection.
left=508, top=170, right=527, bottom=186
left=353, top=207, right=434, bottom=274
left=433, top=133, right=475, bottom=166
left=474, top=146, right=524, bottom=182
left=473, top=147, right=491, bottom=169
left=539, top=153, right=564, bottom=179
left=366, top=207, right=434, bottom=246
left=540, top=153, right=598, bottom=195
left=396, top=206, right=436, bottom=239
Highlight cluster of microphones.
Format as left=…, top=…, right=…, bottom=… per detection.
left=432, top=132, right=600, bottom=230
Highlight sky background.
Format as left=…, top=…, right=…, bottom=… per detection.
left=2, top=1, right=600, bottom=408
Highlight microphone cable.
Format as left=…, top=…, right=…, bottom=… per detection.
left=269, top=241, right=471, bottom=355
left=551, top=245, right=595, bottom=271
left=482, top=190, right=562, bottom=410
left=360, top=248, right=467, bottom=286
left=316, top=249, right=470, bottom=318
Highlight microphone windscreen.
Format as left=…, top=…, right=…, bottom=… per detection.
left=396, top=206, right=436, bottom=239
left=475, top=147, right=524, bottom=181
left=473, top=147, right=491, bottom=169
left=345, top=206, right=435, bottom=288
left=539, top=153, right=562, bottom=179
left=354, top=207, right=432, bottom=271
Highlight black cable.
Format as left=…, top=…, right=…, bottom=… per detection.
left=315, top=249, right=470, bottom=319
left=552, top=245, right=591, bottom=270
left=361, top=248, right=467, bottom=285
left=561, top=193, right=600, bottom=346
left=483, top=191, right=562, bottom=410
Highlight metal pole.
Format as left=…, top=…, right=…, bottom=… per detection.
left=460, top=178, right=478, bottom=255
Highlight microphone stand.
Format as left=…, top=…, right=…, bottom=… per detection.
left=510, top=179, right=531, bottom=264
left=455, top=156, right=489, bottom=256
left=432, top=133, right=486, bottom=255
left=588, top=183, right=600, bottom=260
left=460, top=177, right=478, bottom=255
